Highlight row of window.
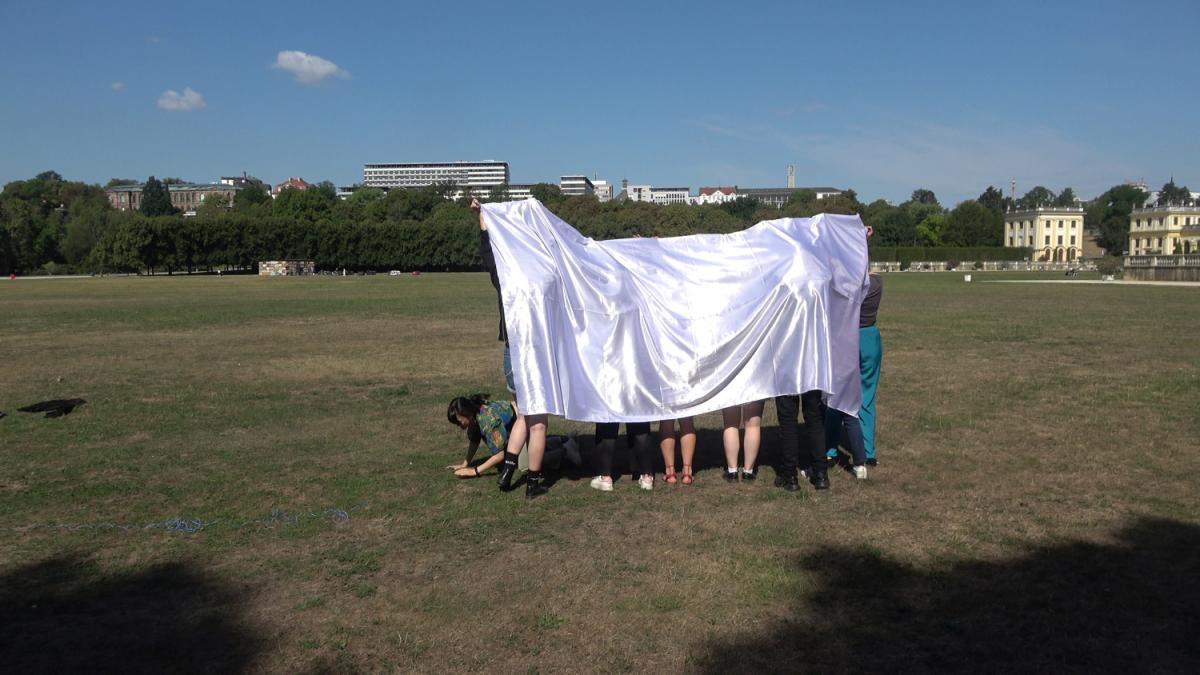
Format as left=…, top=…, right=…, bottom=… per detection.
left=1133, top=216, right=1197, bottom=228
left=1008, top=236, right=1077, bottom=246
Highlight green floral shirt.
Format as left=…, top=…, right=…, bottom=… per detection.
left=476, top=400, right=516, bottom=455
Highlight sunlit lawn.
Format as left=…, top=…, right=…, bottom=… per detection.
left=1, top=272, right=1197, bottom=673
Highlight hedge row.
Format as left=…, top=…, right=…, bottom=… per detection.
left=868, top=246, right=1031, bottom=263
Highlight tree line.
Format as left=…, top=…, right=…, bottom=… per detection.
left=2, top=171, right=1185, bottom=275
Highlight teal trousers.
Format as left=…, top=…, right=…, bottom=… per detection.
left=858, top=325, right=882, bottom=459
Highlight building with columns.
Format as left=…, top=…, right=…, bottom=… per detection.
left=1003, top=206, right=1085, bottom=262
left=1128, top=204, right=1200, bottom=255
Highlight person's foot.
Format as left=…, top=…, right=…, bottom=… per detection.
left=589, top=475, right=613, bottom=492
left=525, top=474, right=548, bottom=499
left=809, top=466, right=830, bottom=490
left=741, top=467, right=757, bottom=481
left=637, top=475, right=654, bottom=491
left=774, top=473, right=799, bottom=492
left=663, top=468, right=677, bottom=485
left=681, top=465, right=694, bottom=485
left=497, top=461, right=517, bottom=492
left=866, top=458, right=878, bottom=467
left=852, top=465, right=867, bottom=480
left=723, top=468, right=739, bottom=483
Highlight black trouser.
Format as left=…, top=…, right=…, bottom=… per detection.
left=775, top=391, right=827, bottom=477
left=594, top=422, right=653, bottom=478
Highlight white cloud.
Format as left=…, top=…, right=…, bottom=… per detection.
left=272, top=50, right=349, bottom=84
left=157, top=87, right=206, bottom=112
left=111, top=81, right=126, bottom=92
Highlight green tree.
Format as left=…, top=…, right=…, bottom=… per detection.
left=915, top=213, right=946, bottom=246
left=717, top=196, right=761, bottom=222
left=1086, top=183, right=1148, bottom=254
left=195, top=193, right=231, bottom=219
left=1017, top=186, right=1055, bottom=209
left=105, top=178, right=138, bottom=189
left=235, top=183, right=271, bottom=210
left=910, top=188, right=939, bottom=206
left=487, top=184, right=511, bottom=203
left=529, top=183, right=562, bottom=204
left=346, top=186, right=385, bottom=206
left=944, top=200, right=1003, bottom=246
left=140, top=176, right=176, bottom=217
left=1054, top=187, right=1077, bottom=207
left=785, top=189, right=818, bottom=208
left=977, top=186, right=1006, bottom=213
left=1156, top=179, right=1191, bottom=205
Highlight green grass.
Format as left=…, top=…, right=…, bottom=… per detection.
left=1, top=272, right=1198, bottom=673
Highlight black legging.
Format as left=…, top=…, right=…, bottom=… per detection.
left=594, top=422, right=654, bottom=478
left=775, top=391, right=827, bottom=477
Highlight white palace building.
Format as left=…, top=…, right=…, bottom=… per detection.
left=1003, top=206, right=1085, bottom=262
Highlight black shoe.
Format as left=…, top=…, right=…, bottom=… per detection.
left=741, top=467, right=757, bottom=481
left=808, top=467, right=830, bottom=490
left=525, top=474, right=549, bottom=499
left=723, top=469, right=739, bottom=483
left=866, top=458, right=878, bottom=467
left=774, top=474, right=799, bottom=492
left=497, top=461, right=517, bottom=492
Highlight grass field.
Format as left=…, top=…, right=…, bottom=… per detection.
left=2, top=272, right=1198, bottom=673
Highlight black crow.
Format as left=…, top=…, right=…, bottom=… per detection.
left=17, top=398, right=87, bottom=418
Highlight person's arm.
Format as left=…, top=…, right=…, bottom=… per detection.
left=446, top=438, right=479, bottom=470
left=454, top=451, right=504, bottom=477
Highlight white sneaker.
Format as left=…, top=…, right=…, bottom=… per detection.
left=590, top=475, right=613, bottom=492
left=637, top=475, right=654, bottom=491
left=853, top=465, right=868, bottom=480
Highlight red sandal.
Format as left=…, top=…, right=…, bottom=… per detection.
left=663, top=467, right=678, bottom=485
left=681, top=465, right=694, bottom=485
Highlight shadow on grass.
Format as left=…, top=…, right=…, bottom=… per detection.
left=695, top=517, right=1200, bottom=673
left=0, top=555, right=263, bottom=674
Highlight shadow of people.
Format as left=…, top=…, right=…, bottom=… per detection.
left=694, top=517, right=1200, bottom=673
left=0, top=554, right=264, bottom=674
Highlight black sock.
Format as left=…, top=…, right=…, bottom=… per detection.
left=527, top=469, right=542, bottom=481
left=502, top=452, right=519, bottom=467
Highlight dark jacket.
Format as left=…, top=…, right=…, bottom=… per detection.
left=479, top=229, right=508, bottom=344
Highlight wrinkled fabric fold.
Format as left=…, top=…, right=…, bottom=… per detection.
left=482, top=199, right=869, bottom=423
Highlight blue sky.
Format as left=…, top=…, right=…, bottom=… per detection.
left=2, top=0, right=1197, bottom=204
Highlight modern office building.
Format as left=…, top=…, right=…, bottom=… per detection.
left=1128, top=204, right=1200, bottom=255
left=559, top=175, right=595, bottom=196
left=593, top=180, right=613, bottom=202
left=737, top=187, right=842, bottom=209
left=620, top=181, right=690, bottom=205
left=362, top=161, right=509, bottom=190
left=1003, top=206, right=1085, bottom=261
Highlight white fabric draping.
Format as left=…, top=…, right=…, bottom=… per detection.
left=482, top=199, right=870, bottom=423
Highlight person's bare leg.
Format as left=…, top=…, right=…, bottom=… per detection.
left=504, top=414, right=527, bottom=457
left=679, top=416, right=696, bottom=470
left=526, top=414, right=548, bottom=471
left=722, top=406, right=742, bottom=472
left=659, top=420, right=677, bottom=479
left=742, top=401, right=764, bottom=471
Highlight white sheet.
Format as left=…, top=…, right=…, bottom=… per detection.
left=482, top=199, right=869, bottom=423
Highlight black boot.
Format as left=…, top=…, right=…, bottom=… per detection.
left=774, top=473, right=799, bottom=492
left=525, top=471, right=549, bottom=499
left=808, top=465, right=830, bottom=490
left=497, top=452, right=519, bottom=492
